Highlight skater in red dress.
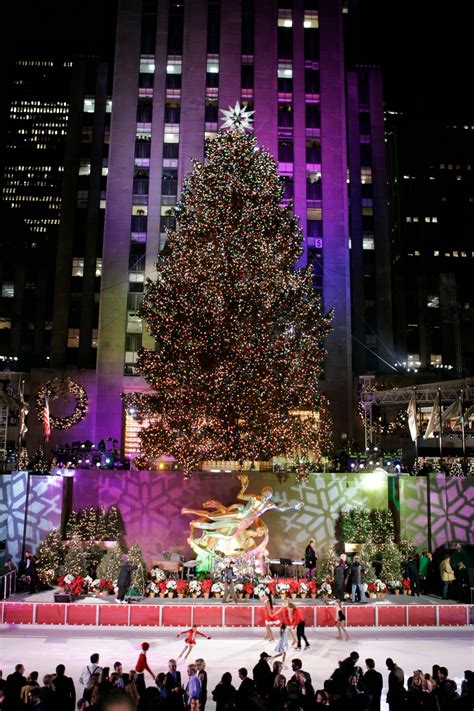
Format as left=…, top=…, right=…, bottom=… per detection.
left=176, top=625, right=211, bottom=661
left=135, top=642, right=155, bottom=696
left=261, top=592, right=281, bottom=641
left=281, top=600, right=298, bottom=647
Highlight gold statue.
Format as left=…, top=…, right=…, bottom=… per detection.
left=182, top=474, right=303, bottom=572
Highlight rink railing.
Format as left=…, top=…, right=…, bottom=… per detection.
left=0, top=571, right=16, bottom=601
left=0, top=601, right=472, bottom=628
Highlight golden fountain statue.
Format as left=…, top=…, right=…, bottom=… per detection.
left=181, top=474, right=303, bottom=573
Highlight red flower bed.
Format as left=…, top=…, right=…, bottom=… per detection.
left=201, top=578, right=213, bottom=593
left=176, top=580, right=189, bottom=595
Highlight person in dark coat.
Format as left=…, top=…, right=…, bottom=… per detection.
left=252, top=652, right=273, bottom=698
left=164, top=659, right=184, bottom=709
left=236, top=668, right=257, bottom=711
left=349, top=557, right=366, bottom=603
left=304, top=539, right=318, bottom=581
left=115, top=555, right=137, bottom=603
left=363, top=659, right=383, bottom=711
left=386, top=658, right=406, bottom=711
left=53, top=665, right=76, bottom=711
left=18, top=551, right=36, bottom=594
left=334, top=555, right=348, bottom=602
left=212, top=673, right=237, bottom=711
left=6, top=664, right=27, bottom=703
left=406, top=556, right=421, bottom=597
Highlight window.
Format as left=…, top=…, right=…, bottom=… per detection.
left=129, top=272, right=145, bottom=283
left=407, top=353, right=420, bottom=367
left=363, top=236, right=375, bottom=250
left=67, top=328, right=80, bottom=348
left=1, top=282, right=14, bottom=298
left=361, top=167, right=372, bottom=184
left=430, top=354, right=442, bottom=365
left=127, top=310, right=143, bottom=334
left=278, top=61, right=293, bottom=79
left=95, top=258, right=102, bottom=277
left=278, top=8, right=292, bottom=27
left=206, top=57, right=219, bottom=74
left=303, top=11, right=318, bottom=28
left=166, top=57, right=182, bottom=74
left=140, top=57, right=155, bottom=73
left=83, top=97, right=95, bottom=113
left=72, top=258, right=84, bottom=277
left=427, top=295, right=439, bottom=308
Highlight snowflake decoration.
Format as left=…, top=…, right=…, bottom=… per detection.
left=220, top=101, right=254, bottom=131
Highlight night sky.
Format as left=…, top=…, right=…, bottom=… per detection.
left=1, top=0, right=471, bottom=119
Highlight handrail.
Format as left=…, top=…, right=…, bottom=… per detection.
left=0, top=570, right=16, bottom=600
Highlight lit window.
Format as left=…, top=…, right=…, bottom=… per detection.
left=303, top=11, right=318, bottom=28
left=430, top=354, right=442, bottom=365
left=427, top=295, right=439, bottom=308
left=1, top=282, right=14, bottom=298
left=83, top=97, right=95, bottom=113
left=0, top=317, right=11, bottom=330
left=67, top=328, right=80, bottom=347
left=140, top=56, right=155, bottom=73
left=413, top=217, right=419, bottom=222
left=425, top=216, right=431, bottom=223
left=307, top=208, right=322, bottom=221
left=95, top=258, right=102, bottom=277
left=278, top=61, right=293, bottom=79
left=453, top=251, right=459, bottom=257
left=406, top=216, right=412, bottom=222
left=362, top=207, right=373, bottom=216
left=166, top=57, right=182, bottom=74
left=106, top=99, right=112, bottom=113
left=432, top=216, right=438, bottom=223
left=72, top=258, right=84, bottom=277
left=407, top=354, right=419, bottom=367
left=414, top=250, right=420, bottom=256
left=129, top=273, right=145, bottom=283
left=161, top=205, right=175, bottom=217
left=206, top=57, right=219, bottom=74
left=361, top=167, right=372, bottom=184
left=79, top=160, right=91, bottom=176
left=278, top=8, right=292, bottom=26
left=164, top=126, right=179, bottom=143
left=363, top=236, right=375, bottom=250
left=461, top=251, right=467, bottom=257
left=127, top=310, right=143, bottom=333
left=132, top=205, right=148, bottom=216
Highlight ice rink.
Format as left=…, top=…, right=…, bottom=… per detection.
left=1, top=625, right=472, bottom=709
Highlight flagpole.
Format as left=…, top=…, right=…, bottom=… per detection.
left=414, top=386, right=418, bottom=460
left=460, top=390, right=466, bottom=459
left=438, top=388, right=443, bottom=459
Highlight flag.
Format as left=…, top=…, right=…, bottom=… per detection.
left=441, top=397, right=462, bottom=424
left=424, top=391, right=440, bottom=439
left=43, top=394, right=51, bottom=441
left=462, top=404, right=474, bottom=422
left=19, top=380, right=29, bottom=438
left=406, top=390, right=417, bottom=441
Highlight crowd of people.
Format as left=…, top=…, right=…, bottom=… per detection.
left=1, top=648, right=472, bottom=711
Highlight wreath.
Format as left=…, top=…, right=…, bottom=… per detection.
left=36, top=377, right=88, bottom=430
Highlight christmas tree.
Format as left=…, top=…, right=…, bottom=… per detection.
left=17, top=447, right=30, bottom=471
left=96, top=543, right=123, bottom=582
left=36, top=528, right=64, bottom=585
left=315, top=544, right=339, bottom=585
left=128, top=542, right=146, bottom=593
left=124, top=104, right=332, bottom=476
left=62, top=535, right=88, bottom=577
left=378, top=540, right=403, bottom=585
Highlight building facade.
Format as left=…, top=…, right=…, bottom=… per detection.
left=94, top=0, right=391, bottom=452
left=387, top=115, right=474, bottom=376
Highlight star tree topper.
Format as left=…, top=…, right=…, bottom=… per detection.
left=220, top=101, right=255, bottom=132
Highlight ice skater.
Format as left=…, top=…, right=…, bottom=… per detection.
left=135, top=642, right=155, bottom=696
left=177, top=625, right=211, bottom=661
left=281, top=600, right=298, bottom=647
left=261, top=592, right=280, bottom=641
left=334, top=599, right=350, bottom=640
left=272, top=623, right=289, bottom=665
left=288, top=601, right=309, bottom=650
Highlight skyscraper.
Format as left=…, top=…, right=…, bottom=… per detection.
left=94, top=0, right=391, bottom=453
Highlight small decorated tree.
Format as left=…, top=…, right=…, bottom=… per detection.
left=449, top=459, right=465, bottom=477
left=105, top=506, right=123, bottom=540
left=315, top=544, right=338, bottom=585
left=128, top=542, right=146, bottom=592
left=96, top=543, right=123, bottom=583
left=378, top=541, right=403, bottom=586
left=62, top=535, right=88, bottom=577
left=36, top=528, right=64, bottom=585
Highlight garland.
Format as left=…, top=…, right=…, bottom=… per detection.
left=36, top=377, right=88, bottom=431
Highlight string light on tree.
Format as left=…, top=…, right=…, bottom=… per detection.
left=123, top=119, right=333, bottom=477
